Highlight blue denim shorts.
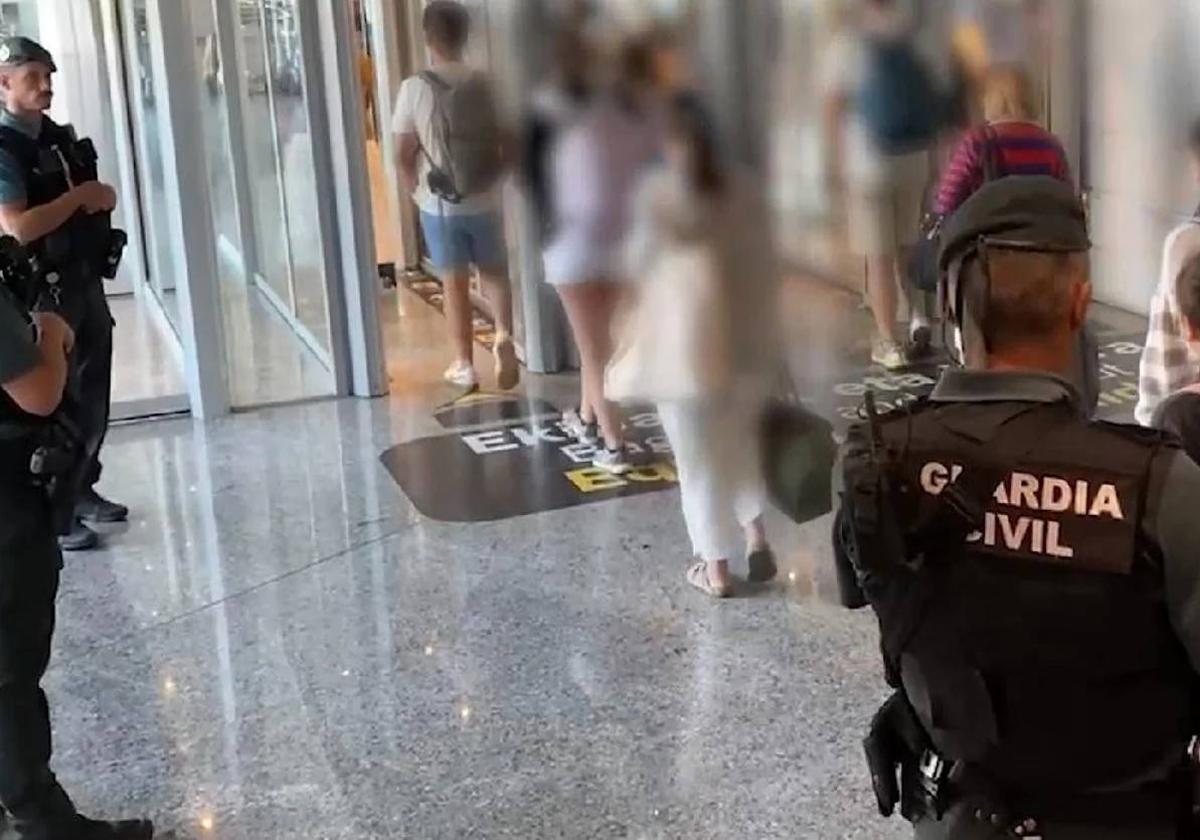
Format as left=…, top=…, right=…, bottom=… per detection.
left=419, top=211, right=506, bottom=274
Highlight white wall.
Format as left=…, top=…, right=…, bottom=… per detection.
left=1087, top=0, right=1200, bottom=314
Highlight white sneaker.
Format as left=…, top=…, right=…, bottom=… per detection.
left=443, top=361, right=478, bottom=390
left=871, top=339, right=907, bottom=371
left=909, top=316, right=933, bottom=357
left=561, top=408, right=599, bottom=444
left=493, top=335, right=520, bottom=391
left=593, top=445, right=634, bottom=475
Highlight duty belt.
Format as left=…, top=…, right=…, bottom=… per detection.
left=946, top=760, right=1191, bottom=838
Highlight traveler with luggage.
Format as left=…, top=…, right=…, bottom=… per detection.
left=609, top=93, right=780, bottom=597
left=824, top=0, right=944, bottom=369
left=934, top=66, right=1071, bottom=218
left=393, top=0, right=517, bottom=393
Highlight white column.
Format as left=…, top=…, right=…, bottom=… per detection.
left=311, top=0, right=388, bottom=397
left=148, top=0, right=229, bottom=417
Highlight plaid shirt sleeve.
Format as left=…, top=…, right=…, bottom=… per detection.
left=1136, top=224, right=1200, bottom=426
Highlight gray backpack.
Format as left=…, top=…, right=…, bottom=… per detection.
left=421, top=70, right=504, bottom=204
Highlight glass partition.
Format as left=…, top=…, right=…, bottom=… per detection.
left=263, top=0, right=331, bottom=352
left=236, top=0, right=293, bottom=309
left=195, top=1, right=240, bottom=259
left=124, top=0, right=181, bottom=329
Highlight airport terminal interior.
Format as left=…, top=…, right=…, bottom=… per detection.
left=0, top=0, right=1197, bottom=837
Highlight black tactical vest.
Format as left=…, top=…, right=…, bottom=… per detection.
left=0, top=118, right=110, bottom=327
left=854, top=397, right=1195, bottom=798
left=0, top=117, right=78, bottom=208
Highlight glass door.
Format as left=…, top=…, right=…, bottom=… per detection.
left=122, top=0, right=181, bottom=331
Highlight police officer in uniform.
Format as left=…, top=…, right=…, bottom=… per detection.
left=0, top=255, right=151, bottom=836
left=0, top=37, right=128, bottom=552
left=835, top=177, right=1200, bottom=839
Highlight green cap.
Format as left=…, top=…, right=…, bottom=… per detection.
left=0, top=37, right=56, bottom=72
left=939, top=176, right=1090, bottom=274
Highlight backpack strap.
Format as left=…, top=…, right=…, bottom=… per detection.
left=419, top=70, right=452, bottom=93
left=981, top=125, right=1002, bottom=183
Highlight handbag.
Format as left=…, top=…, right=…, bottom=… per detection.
left=760, top=368, right=838, bottom=525
left=605, top=242, right=732, bottom=404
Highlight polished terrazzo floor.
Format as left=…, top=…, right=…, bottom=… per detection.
left=51, top=281, right=1008, bottom=839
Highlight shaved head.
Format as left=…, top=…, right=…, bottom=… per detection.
left=958, top=248, right=1092, bottom=372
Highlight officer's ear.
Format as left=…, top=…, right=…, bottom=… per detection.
left=1068, top=276, right=1092, bottom=334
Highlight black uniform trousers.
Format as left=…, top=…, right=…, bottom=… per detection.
left=0, top=444, right=74, bottom=825
left=64, top=277, right=113, bottom=503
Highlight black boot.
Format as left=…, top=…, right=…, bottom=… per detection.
left=75, top=490, right=129, bottom=524
left=57, top=520, right=99, bottom=552
left=3, top=815, right=154, bottom=840
left=68, top=815, right=154, bottom=840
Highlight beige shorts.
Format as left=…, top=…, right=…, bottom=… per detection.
left=847, top=153, right=931, bottom=257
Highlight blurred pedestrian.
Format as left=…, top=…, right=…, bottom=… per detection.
left=823, top=0, right=943, bottom=369
left=523, top=23, right=595, bottom=240
left=1150, top=251, right=1200, bottom=463
left=1136, top=118, right=1200, bottom=426
left=935, top=65, right=1070, bottom=217
left=543, top=37, right=660, bottom=474
left=610, top=94, right=780, bottom=598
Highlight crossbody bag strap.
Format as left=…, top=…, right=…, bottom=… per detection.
left=981, top=124, right=1002, bottom=183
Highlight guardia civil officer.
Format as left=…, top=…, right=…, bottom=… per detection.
left=834, top=176, right=1200, bottom=839
left=0, top=37, right=129, bottom=552
left=0, top=270, right=151, bottom=836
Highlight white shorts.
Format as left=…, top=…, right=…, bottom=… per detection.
left=543, top=230, right=623, bottom=287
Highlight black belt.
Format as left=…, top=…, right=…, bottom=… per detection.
left=951, top=767, right=1188, bottom=834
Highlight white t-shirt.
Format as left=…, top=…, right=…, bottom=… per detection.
left=392, top=61, right=498, bottom=216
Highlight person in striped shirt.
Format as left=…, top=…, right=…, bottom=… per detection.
left=935, top=66, right=1072, bottom=218
left=1135, top=120, right=1200, bottom=427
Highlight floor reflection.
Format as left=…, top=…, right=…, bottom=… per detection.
left=48, top=283, right=990, bottom=839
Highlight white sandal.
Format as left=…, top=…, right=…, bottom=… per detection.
left=686, top=561, right=733, bottom=599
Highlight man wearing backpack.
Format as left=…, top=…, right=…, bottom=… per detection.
left=393, top=0, right=517, bottom=391
left=824, top=0, right=943, bottom=370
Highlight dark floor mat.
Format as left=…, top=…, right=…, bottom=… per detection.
left=381, top=412, right=677, bottom=523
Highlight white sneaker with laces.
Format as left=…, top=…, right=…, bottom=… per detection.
left=871, top=339, right=907, bottom=371
left=443, top=361, right=478, bottom=389
left=592, top=445, right=633, bottom=475
left=561, top=408, right=599, bottom=444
